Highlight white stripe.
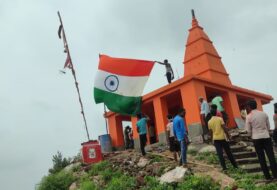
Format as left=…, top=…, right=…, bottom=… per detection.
left=94, top=70, right=149, bottom=97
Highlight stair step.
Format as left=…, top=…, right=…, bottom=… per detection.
left=240, top=163, right=262, bottom=173
left=233, top=151, right=257, bottom=159
left=230, top=145, right=247, bottom=153
left=236, top=157, right=260, bottom=165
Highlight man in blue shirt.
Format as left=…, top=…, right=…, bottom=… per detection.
left=173, top=108, right=188, bottom=166
left=136, top=113, right=149, bottom=156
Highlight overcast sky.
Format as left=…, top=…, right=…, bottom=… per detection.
left=1, top=0, right=277, bottom=189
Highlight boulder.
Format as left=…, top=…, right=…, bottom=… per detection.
left=137, top=157, right=149, bottom=168
left=199, top=145, right=216, bottom=153
left=197, top=170, right=236, bottom=190
left=69, top=182, right=77, bottom=190
left=159, top=167, right=189, bottom=183
left=64, top=162, right=81, bottom=173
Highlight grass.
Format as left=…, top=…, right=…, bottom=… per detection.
left=195, top=152, right=219, bottom=165
left=177, top=175, right=220, bottom=190
left=38, top=171, right=75, bottom=190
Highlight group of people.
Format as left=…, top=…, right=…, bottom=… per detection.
left=199, top=96, right=277, bottom=179
left=136, top=95, right=277, bottom=181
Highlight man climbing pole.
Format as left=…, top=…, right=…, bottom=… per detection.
left=155, top=59, right=174, bottom=84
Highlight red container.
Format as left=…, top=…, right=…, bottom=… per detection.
left=81, top=140, right=103, bottom=164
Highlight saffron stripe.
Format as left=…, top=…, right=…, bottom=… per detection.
left=98, top=54, right=155, bottom=77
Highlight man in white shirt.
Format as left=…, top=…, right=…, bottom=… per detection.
left=245, top=100, right=277, bottom=180
left=166, top=114, right=180, bottom=161
left=199, top=97, right=210, bottom=142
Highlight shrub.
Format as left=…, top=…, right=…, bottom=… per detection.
left=89, top=161, right=110, bottom=176
left=177, top=175, right=220, bottom=190
left=48, top=151, right=71, bottom=174
left=38, top=171, right=75, bottom=190
left=142, top=176, right=174, bottom=190
left=105, top=175, right=136, bottom=190
left=79, top=180, right=98, bottom=190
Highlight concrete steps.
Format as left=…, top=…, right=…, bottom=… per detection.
left=236, top=157, right=260, bottom=165
left=240, top=163, right=262, bottom=173
left=230, top=145, right=247, bottom=153
left=233, top=151, right=257, bottom=159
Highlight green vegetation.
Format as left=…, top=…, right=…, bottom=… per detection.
left=195, top=152, right=219, bottom=164
left=225, top=166, right=277, bottom=190
left=147, top=154, right=165, bottom=163
left=142, top=176, right=174, bottom=190
left=48, top=151, right=71, bottom=174
left=38, top=171, right=75, bottom=190
left=187, top=149, right=198, bottom=156
left=79, top=180, right=98, bottom=190
left=177, top=175, right=220, bottom=190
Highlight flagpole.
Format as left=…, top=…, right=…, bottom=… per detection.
left=57, top=11, right=90, bottom=141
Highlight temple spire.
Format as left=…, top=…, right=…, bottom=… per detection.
left=191, top=9, right=195, bottom=19
left=183, top=11, right=232, bottom=85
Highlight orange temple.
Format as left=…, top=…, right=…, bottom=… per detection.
left=105, top=13, right=273, bottom=149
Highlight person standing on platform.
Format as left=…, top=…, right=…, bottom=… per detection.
left=273, top=103, right=277, bottom=147
left=155, top=59, right=174, bottom=84
left=208, top=104, right=238, bottom=171
left=128, top=127, right=134, bottom=149
left=245, top=100, right=277, bottom=180
left=136, top=113, right=150, bottom=156
left=199, top=96, right=210, bottom=142
left=212, top=95, right=228, bottom=124
left=124, top=126, right=131, bottom=149
left=173, top=108, right=188, bottom=167
left=167, top=114, right=180, bottom=161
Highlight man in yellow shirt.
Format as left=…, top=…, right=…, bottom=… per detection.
left=208, top=104, right=237, bottom=171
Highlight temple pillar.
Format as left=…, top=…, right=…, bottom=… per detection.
left=153, top=97, right=168, bottom=144
left=180, top=81, right=203, bottom=143
left=255, top=98, right=263, bottom=111
left=108, top=115, right=124, bottom=149
left=223, top=91, right=241, bottom=128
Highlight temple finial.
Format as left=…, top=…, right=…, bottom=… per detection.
left=191, top=9, right=195, bottom=19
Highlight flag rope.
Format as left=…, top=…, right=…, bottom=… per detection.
left=57, top=11, right=90, bottom=141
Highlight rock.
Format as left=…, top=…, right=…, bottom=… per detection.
left=199, top=145, right=216, bottom=153
left=191, top=135, right=203, bottom=144
left=69, top=182, right=77, bottom=190
left=64, top=162, right=81, bottom=173
left=136, top=176, right=145, bottom=186
left=197, top=170, right=236, bottom=190
left=137, top=157, right=150, bottom=168
left=159, top=167, right=189, bottom=183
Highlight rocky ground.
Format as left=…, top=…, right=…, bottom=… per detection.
left=38, top=129, right=277, bottom=190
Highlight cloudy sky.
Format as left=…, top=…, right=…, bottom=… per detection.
left=1, top=0, right=277, bottom=189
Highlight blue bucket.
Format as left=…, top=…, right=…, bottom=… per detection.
left=98, top=134, right=112, bottom=153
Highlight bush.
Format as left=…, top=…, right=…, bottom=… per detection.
left=177, top=175, right=220, bottom=190
left=79, top=180, right=98, bottom=190
left=142, top=176, right=174, bottom=190
left=38, top=171, right=75, bottom=190
left=105, top=175, right=136, bottom=190
left=48, top=151, right=71, bottom=174
left=89, top=161, right=110, bottom=176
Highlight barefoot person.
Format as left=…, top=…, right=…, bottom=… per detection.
left=208, top=105, right=238, bottom=171
left=136, top=113, right=150, bottom=156
left=155, top=59, right=174, bottom=84
left=246, top=100, right=277, bottom=180
left=173, top=108, right=188, bottom=167
left=166, top=114, right=180, bottom=161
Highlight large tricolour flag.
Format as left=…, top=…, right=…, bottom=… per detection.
left=94, top=55, right=155, bottom=115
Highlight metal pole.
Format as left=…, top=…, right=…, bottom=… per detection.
left=104, top=104, right=108, bottom=134
left=57, top=11, right=90, bottom=141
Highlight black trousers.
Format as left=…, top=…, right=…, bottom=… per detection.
left=139, top=134, right=147, bottom=156
left=273, top=129, right=277, bottom=145
left=166, top=72, right=172, bottom=84
left=214, top=140, right=237, bottom=170
left=253, top=138, right=277, bottom=179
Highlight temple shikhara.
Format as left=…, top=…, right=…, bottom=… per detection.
left=105, top=12, right=273, bottom=149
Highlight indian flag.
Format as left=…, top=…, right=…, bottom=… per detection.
left=94, top=55, right=155, bottom=115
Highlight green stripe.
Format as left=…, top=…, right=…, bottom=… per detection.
left=94, top=88, right=142, bottom=116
